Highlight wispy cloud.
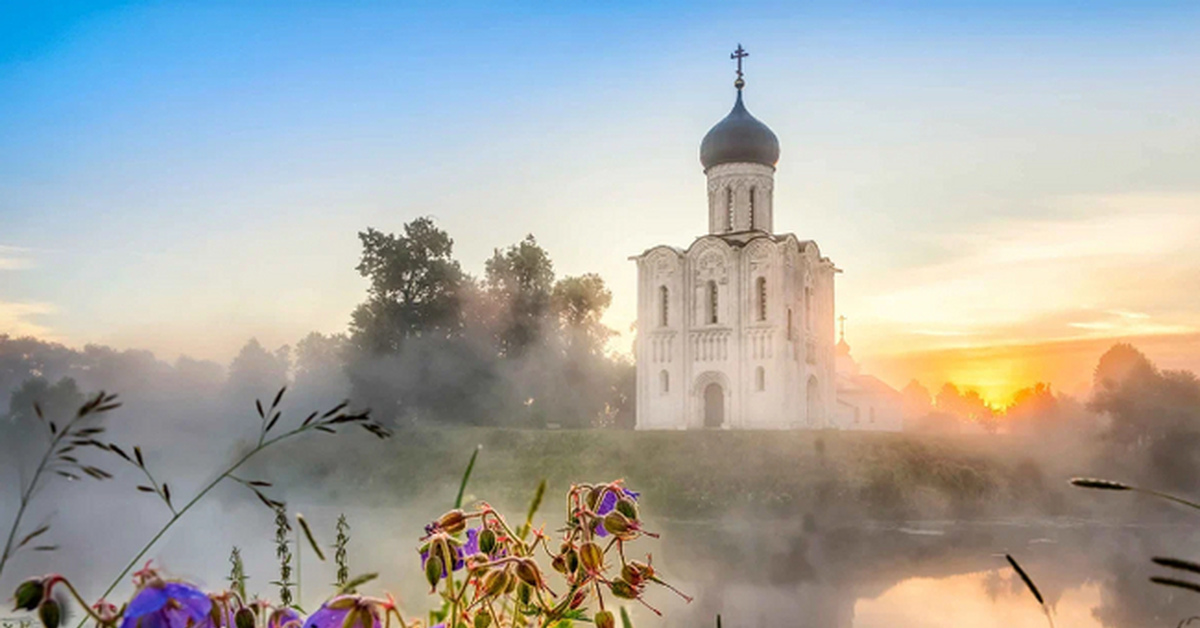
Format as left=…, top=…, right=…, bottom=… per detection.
left=0, top=301, right=57, bottom=338
left=0, top=245, right=34, bottom=270
left=852, top=193, right=1200, bottom=355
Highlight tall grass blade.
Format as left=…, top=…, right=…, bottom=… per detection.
left=454, top=445, right=481, bottom=509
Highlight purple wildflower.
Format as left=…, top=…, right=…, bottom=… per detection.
left=302, top=597, right=379, bottom=628
left=120, top=582, right=212, bottom=628
left=419, top=527, right=482, bottom=581
left=594, top=488, right=639, bottom=538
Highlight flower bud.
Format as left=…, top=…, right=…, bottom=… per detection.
left=464, top=553, right=490, bottom=575
left=428, top=533, right=455, bottom=574
left=38, top=599, right=61, bottom=628
left=566, top=549, right=580, bottom=574
left=516, top=582, right=532, bottom=605
left=514, top=558, right=541, bottom=589
left=602, top=511, right=632, bottom=537
left=616, top=498, right=638, bottom=521
left=13, top=577, right=45, bottom=612
left=621, top=563, right=643, bottom=587
left=235, top=608, right=256, bottom=628
left=473, top=611, right=492, bottom=628
left=585, top=487, right=603, bottom=511
left=437, top=510, right=467, bottom=535
left=579, top=542, right=604, bottom=573
left=609, top=580, right=639, bottom=600
left=594, top=610, right=615, bottom=628
left=481, top=569, right=509, bottom=598
left=478, top=528, right=497, bottom=555
left=551, top=554, right=568, bottom=574
left=425, top=555, right=444, bottom=590
left=569, top=589, right=588, bottom=610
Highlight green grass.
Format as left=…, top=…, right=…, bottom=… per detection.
left=275, top=428, right=1072, bottom=522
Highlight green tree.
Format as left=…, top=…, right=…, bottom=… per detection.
left=350, top=219, right=467, bottom=354
left=485, top=235, right=555, bottom=357
left=552, top=273, right=614, bottom=358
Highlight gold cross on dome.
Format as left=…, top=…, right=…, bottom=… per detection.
left=731, top=44, right=748, bottom=89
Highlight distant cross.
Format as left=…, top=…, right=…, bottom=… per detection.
left=838, top=315, right=847, bottom=342
left=731, top=44, right=748, bottom=89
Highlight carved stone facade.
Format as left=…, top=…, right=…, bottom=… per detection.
left=632, top=79, right=839, bottom=430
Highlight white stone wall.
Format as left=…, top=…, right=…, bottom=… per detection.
left=634, top=230, right=837, bottom=430
left=706, top=163, right=776, bottom=234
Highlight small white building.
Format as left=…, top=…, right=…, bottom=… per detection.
left=834, top=329, right=904, bottom=432
left=631, top=55, right=839, bottom=430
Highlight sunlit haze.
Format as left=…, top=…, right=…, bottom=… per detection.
left=4, top=1, right=1199, bottom=404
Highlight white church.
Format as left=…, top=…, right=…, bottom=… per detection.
left=632, top=47, right=902, bottom=431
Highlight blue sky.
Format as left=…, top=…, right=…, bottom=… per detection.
left=3, top=1, right=1199, bottom=398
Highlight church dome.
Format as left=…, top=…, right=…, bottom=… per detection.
left=700, top=90, right=780, bottom=170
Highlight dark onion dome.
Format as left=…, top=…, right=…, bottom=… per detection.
left=700, top=90, right=780, bottom=170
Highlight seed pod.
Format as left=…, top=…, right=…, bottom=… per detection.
left=566, top=549, right=580, bottom=574
left=425, top=555, right=444, bottom=590
left=621, top=563, right=643, bottom=587
left=586, top=487, right=603, bottom=510
left=235, top=608, right=256, bottom=628
left=13, top=578, right=45, bottom=611
left=478, top=528, right=497, bottom=555
left=38, top=599, right=61, bottom=628
left=464, top=553, right=490, bottom=575
left=579, top=542, right=604, bottom=573
left=609, top=579, right=639, bottom=600
left=615, top=498, right=638, bottom=521
left=473, top=611, right=492, bottom=628
left=482, top=568, right=509, bottom=597
left=602, top=511, right=632, bottom=537
left=594, top=610, right=615, bottom=628
left=516, top=582, right=532, bottom=605
left=551, top=554, right=568, bottom=574
left=428, top=534, right=455, bottom=574
left=569, top=588, right=588, bottom=609
left=437, top=509, right=468, bottom=535
left=514, top=558, right=542, bottom=589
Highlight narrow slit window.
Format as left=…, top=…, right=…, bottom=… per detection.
left=708, top=280, right=719, bottom=324
left=726, top=187, right=735, bottom=232
left=756, top=366, right=765, bottom=391
left=749, top=187, right=756, bottom=229
left=659, top=286, right=669, bottom=327
left=757, top=276, right=767, bottom=321
left=660, top=370, right=670, bottom=394
left=805, top=286, right=814, bottom=331
left=787, top=308, right=794, bottom=339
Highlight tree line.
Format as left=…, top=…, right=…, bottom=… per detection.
left=1, top=217, right=634, bottom=433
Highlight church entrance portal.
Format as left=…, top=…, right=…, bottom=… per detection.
left=703, top=383, right=724, bottom=428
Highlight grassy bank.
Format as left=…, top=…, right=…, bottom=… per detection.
left=273, top=428, right=1081, bottom=522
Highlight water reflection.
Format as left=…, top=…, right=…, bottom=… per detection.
left=654, top=520, right=1200, bottom=628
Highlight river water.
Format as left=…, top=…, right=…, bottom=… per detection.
left=651, top=519, right=1200, bottom=628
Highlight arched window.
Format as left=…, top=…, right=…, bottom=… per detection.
left=787, top=308, right=794, bottom=340
left=756, top=276, right=767, bottom=321
left=660, top=370, right=670, bottom=394
left=755, top=366, right=765, bottom=391
left=749, top=187, right=756, bottom=229
left=726, top=187, right=734, bottom=232
left=707, top=280, right=719, bottom=324
left=659, top=286, right=669, bottom=327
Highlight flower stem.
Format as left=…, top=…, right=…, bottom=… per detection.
left=77, top=427, right=309, bottom=628
left=0, top=414, right=79, bottom=581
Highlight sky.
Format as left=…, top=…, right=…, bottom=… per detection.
left=2, top=1, right=1199, bottom=404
